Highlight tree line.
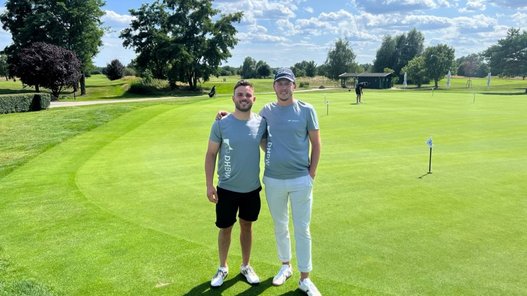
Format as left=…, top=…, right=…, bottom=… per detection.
left=0, top=0, right=525, bottom=99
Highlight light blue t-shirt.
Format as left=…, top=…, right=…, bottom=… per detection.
left=209, top=113, right=267, bottom=193
left=259, top=100, right=319, bottom=179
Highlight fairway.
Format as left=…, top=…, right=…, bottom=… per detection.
left=1, top=89, right=526, bottom=295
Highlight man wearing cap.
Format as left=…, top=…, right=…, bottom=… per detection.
left=260, top=68, right=322, bottom=296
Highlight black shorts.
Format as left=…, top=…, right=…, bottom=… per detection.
left=215, top=186, right=261, bottom=228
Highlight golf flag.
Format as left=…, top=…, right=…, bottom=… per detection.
left=487, top=72, right=491, bottom=88
left=403, top=72, right=407, bottom=88
left=426, top=137, right=433, bottom=173
left=446, top=71, right=451, bottom=88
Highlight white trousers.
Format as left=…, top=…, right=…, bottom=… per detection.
left=263, top=175, right=313, bottom=272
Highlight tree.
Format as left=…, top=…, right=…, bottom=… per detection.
left=9, top=42, right=81, bottom=99
left=121, top=0, right=242, bottom=89
left=1, top=0, right=105, bottom=95
left=396, top=28, right=424, bottom=75
left=255, top=61, right=271, bottom=78
left=456, top=54, right=489, bottom=77
left=402, top=56, right=429, bottom=88
left=423, top=44, right=455, bottom=88
left=0, top=54, right=8, bottom=79
left=373, top=29, right=424, bottom=77
left=219, top=65, right=239, bottom=76
left=240, top=57, right=257, bottom=79
left=120, top=1, right=170, bottom=80
left=292, top=60, right=317, bottom=77
left=359, top=63, right=372, bottom=73
left=105, top=59, right=125, bottom=81
left=373, top=36, right=396, bottom=72
left=324, top=38, right=357, bottom=80
left=316, top=64, right=329, bottom=77
left=483, top=28, right=527, bottom=79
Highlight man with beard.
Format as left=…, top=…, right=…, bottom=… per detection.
left=205, top=80, right=267, bottom=287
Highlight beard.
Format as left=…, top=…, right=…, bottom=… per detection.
left=235, top=100, right=253, bottom=112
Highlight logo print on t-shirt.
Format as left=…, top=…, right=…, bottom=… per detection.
left=223, top=139, right=234, bottom=151
left=223, top=139, right=233, bottom=178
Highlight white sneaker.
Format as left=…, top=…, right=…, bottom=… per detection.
left=272, top=264, right=292, bottom=286
left=299, top=278, right=321, bottom=296
left=240, top=264, right=260, bottom=285
left=210, top=267, right=228, bottom=287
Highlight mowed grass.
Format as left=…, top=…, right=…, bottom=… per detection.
left=1, top=84, right=526, bottom=295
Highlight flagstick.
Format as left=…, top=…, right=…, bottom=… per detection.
left=426, top=137, right=433, bottom=174
left=428, top=147, right=433, bottom=174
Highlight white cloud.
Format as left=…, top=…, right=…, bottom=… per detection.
left=102, top=10, right=134, bottom=26
left=215, top=0, right=297, bottom=25
left=512, top=11, right=527, bottom=28
left=491, top=0, right=527, bottom=9
left=459, top=0, right=486, bottom=13
left=353, top=0, right=450, bottom=14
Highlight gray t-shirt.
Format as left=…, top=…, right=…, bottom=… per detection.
left=209, top=113, right=267, bottom=193
left=260, top=100, right=319, bottom=179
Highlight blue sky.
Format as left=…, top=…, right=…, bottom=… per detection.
left=1, top=0, right=527, bottom=68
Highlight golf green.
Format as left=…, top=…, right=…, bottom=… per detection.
left=1, top=89, right=526, bottom=295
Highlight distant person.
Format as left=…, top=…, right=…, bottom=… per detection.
left=208, top=85, right=216, bottom=98
left=204, top=80, right=267, bottom=288
left=355, top=82, right=364, bottom=104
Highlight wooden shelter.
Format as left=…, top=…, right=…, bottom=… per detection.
left=339, top=72, right=393, bottom=89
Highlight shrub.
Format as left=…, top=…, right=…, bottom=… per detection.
left=0, top=93, right=51, bottom=114
left=299, top=81, right=310, bottom=88
left=128, top=78, right=169, bottom=95
left=123, top=67, right=136, bottom=77
left=105, top=59, right=125, bottom=81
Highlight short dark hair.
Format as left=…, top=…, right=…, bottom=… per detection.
left=233, top=80, right=254, bottom=94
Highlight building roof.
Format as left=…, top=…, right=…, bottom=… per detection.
left=338, top=72, right=393, bottom=78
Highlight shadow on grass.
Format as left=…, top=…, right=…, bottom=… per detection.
left=183, top=276, right=304, bottom=295
left=418, top=172, right=432, bottom=179
left=0, top=89, right=36, bottom=95
left=479, top=91, right=527, bottom=96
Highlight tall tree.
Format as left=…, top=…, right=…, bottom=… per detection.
left=423, top=44, right=455, bottom=88
left=121, top=1, right=170, bottom=79
left=240, top=57, right=257, bottom=79
left=0, top=0, right=105, bottom=95
left=402, top=29, right=425, bottom=67
left=483, top=28, right=527, bottom=79
left=121, top=0, right=242, bottom=89
left=324, top=38, right=357, bottom=80
left=373, top=29, right=424, bottom=76
left=373, top=36, right=396, bottom=72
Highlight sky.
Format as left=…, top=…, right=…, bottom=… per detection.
left=1, top=0, right=526, bottom=68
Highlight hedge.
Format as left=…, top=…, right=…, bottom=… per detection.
left=0, top=93, right=51, bottom=114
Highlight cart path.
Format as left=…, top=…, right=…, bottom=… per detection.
left=49, top=88, right=338, bottom=108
